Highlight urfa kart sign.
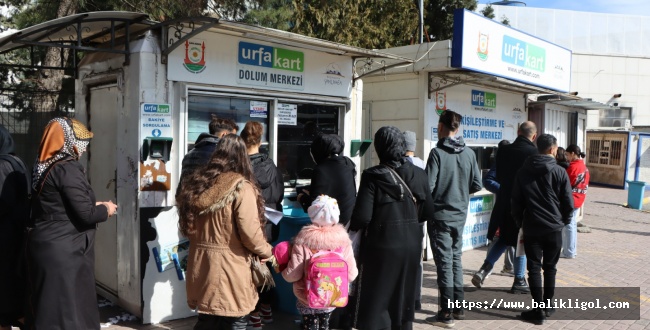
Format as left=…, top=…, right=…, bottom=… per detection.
left=237, top=41, right=305, bottom=91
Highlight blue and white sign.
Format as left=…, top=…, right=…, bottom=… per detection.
left=141, top=103, right=173, bottom=140
left=462, top=194, right=494, bottom=251
left=451, top=9, right=572, bottom=93
left=249, top=101, right=268, bottom=118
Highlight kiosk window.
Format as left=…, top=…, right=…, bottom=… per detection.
left=276, top=103, right=340, bottom=187
left=187, top=95, right=269, bottom=151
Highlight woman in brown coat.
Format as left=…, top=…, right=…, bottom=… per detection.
left=176, top=134, right=273, bottom=330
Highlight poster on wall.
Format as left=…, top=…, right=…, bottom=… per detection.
left=140, top=103, right=172, bottom=140
left=277, top=103, right=298, bottom=125
left=462, top=195, right=493, bottom=251
left=250, top=101, right=268, bottom=118
left=428, top=82, right=523, bottom=145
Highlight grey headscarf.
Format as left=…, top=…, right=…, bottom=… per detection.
left=374, top=126, right=406, bottom=168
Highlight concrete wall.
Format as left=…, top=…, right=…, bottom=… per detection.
left=362, top=73, right=426, bottom=166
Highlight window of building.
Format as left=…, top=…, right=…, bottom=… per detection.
left=185, top=94, right=343, bottom=189
left=276, top=103, right=341, bottom=188
left=587, top=137, right=624, bottom=167
left=187, top=95, right=270, bottom=151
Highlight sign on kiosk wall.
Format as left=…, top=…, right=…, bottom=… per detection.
left=167, top=33, right=353, bottom=98
left=428, top=81, right=524, bottom=145
left=451, top=9, right=572, bottom=93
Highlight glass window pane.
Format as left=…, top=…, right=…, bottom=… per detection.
left=187, top=95, right=269, bottom=150
left=276, top=103, right=340, bottom=188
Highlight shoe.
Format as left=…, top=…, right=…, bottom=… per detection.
left=248, top=314, right=262, bottom=329
left=545, top=307, right=556, bottom=318
left=520, top=308, right=546, bottom=325
left=560, top=254, right=576, bottom=259
left=509, top=277, right=531, bottom=294
left=500, top=266, right=514, bottom=276
left=260, top=306, right=273, bottom=324
left=453, top=308, right=465, bottom=320
left=425, top=312, right=455, bottom=328
left=471, top=262, right=493, bottom=289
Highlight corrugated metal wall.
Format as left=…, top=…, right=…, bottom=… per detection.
left=545, top=107, right=571, bottom=148
left=0, top=90, right=75, bottom=173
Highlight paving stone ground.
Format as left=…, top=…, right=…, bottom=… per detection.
left=96, top=185, right=649, bottom=330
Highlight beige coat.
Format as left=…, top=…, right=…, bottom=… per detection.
left=185, top=172, right=273, bottom=317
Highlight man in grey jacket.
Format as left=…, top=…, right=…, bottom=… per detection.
left=425, top=110, right=483, bottom=327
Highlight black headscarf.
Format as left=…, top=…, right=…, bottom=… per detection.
left=374, top=126, right=406, bottom=168
left=0, top=124, right=15, bottom=155
left=310, top=134, right=345, bottom=164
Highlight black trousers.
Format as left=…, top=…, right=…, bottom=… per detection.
left=193, top=313, right=247, bottom=330
left=523, top=231, right=562, bottom=304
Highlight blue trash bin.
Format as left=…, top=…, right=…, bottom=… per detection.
left=271, top=206, right=311, bottom=315
left=626, top=180, right=647, bottom=210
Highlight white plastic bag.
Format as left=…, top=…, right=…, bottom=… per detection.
left=515, top=228, right=525, bottom=257
left=348, top=230, right=363, bottom=259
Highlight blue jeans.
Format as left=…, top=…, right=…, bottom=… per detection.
left=485, top=237, right=526, bottom=278
left=562, top=209, right=579, bottom=258
left=429, top=220, right=465, bottom=312
left=485, top=236, right=515, bottom=270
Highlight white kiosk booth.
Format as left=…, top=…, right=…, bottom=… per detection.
left=0, top=12, right=410, bottom=324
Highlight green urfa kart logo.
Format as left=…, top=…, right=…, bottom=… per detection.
left=143, top=104, right=170, bottom=113
left=501, top=35, right=546, bottom=72
left=238, top=41, right=304, bottom=72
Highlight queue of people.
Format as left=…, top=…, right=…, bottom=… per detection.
left=0, top=112, right=590, bottom=329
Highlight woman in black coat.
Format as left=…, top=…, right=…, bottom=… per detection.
left=26, top=117, right=117, bottom=330
left=0, top=125, right=29, bottom=330
left=349, top=126, right=434, bottom=330
left=241, top=121, right=284, bottom=326
left=298, top=134, right=356, bottom=226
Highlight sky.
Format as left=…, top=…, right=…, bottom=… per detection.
left=480, top=0, right=650, bottom=16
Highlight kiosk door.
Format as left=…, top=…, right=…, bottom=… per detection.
left=88, top=84, right=119, bottom=295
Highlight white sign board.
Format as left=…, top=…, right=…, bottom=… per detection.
left=277, top=103, right=298, bottom=126
left=451, top=9, right=572, bottom=93
left=250, top=101, right=268, bottom=118
left=167, top=33, right=353, bottom=98
left=140, top=103, right=172, bottom=140
left=429, top=81, right=524, bottom=145
left=462, top=194, right=493, bottom=251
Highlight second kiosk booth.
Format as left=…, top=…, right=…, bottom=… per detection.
left=361, top=9, right=591, bottom=257
left=69, top=13, right=408, bottom=324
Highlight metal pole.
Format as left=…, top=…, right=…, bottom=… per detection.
left=419, top=0, right=424, bottom=44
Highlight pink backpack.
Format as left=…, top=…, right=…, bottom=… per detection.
left=305, top=248, right=349, bottom=308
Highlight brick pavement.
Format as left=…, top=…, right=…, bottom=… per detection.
left=96, top=186, right=649, bottom=330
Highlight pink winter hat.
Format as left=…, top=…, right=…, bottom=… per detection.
left=272, top=241, right=291, bottom=272
left=308, top=195, right=340, bottom=227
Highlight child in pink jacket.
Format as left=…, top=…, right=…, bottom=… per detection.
left=282, top=195, right=358, bottom=330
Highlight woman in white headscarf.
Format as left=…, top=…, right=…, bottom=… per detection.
left=26, top=117, right=117, bottom=330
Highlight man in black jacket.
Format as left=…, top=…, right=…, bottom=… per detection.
left=179, top=117, right=237, bottom=183
left=483, top=121, right=538, bottom=294
left=512, top=134, right=574, bottom=325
